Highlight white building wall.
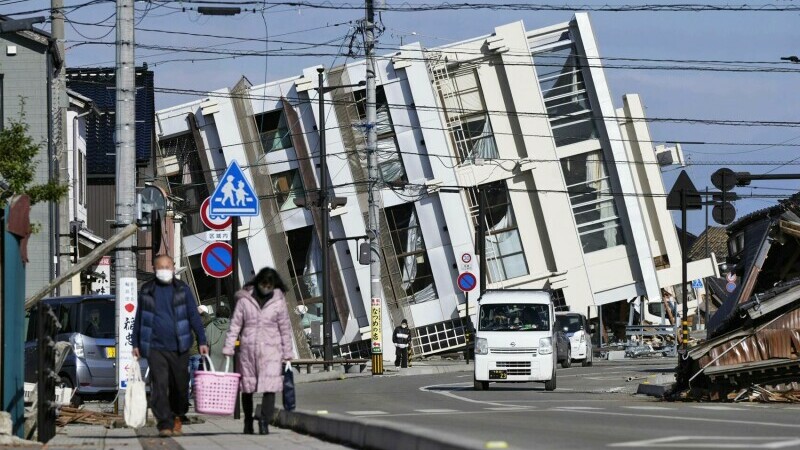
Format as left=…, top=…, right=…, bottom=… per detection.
left=156, top=13, right=707, bottom=356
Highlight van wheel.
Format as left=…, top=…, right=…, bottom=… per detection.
left=544, top=370, right=557, bottom=391
left=474, top=380, right=489, bottom=391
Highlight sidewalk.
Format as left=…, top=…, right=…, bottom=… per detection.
left=45, top=414, right=347, bottom=450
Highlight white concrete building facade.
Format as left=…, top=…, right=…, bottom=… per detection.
left=155, top=13, right=714, bottom=360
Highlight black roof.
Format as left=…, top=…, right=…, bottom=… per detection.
left=66, top=66, right=155, bottom=176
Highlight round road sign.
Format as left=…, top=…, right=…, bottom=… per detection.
left=201, top=242, right=233, bottom=278
left=200, top=197, right=232, bottom=231
left=461, top=253, right=472, bottom=264
left=457, top=272, right=477, bottom=292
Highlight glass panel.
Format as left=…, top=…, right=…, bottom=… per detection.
left=553, top=119, right=598, bottom=147
left=560, top=151, right=625, bottom=253
left=272, top=170, right=304, bottom=211
left=377, top=137, right=406, bottom=183
left=385, top=203, right=438, bottom=303
left=256, top=109, right=292, bottom=153
left=79, top=300, right=116, bottom=339
left=479, top=303, right=550, bottom=331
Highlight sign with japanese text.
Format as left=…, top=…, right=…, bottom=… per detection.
left=117, top=277, right=138, bottom=390
left=370, top=298, right=382, bottom=354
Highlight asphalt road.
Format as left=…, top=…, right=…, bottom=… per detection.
left=296, top=360, right=800, bottom=449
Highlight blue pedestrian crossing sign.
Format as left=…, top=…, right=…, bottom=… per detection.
left=209, top=160, right=259, bottom=216
left=692, top=279, right=704, bottom=289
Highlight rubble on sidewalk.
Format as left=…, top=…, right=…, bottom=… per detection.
left=56, top=407, right=122, bottom=428
left=0, top=412, right=41, bottom=448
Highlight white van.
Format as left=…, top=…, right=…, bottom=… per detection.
left=473, top=290, right=556, bottom=391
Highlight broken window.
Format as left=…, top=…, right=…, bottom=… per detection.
left=161, top=133, right=209, bottom=236
left=477, top=181, right=529, bottom=283
left=552, top=289, right=568, bottom=312
left=561, top=151, right=625, bottom=253
left=271, top=169, right=304, bottom=211
left=255, top=109, right=292, bottom=153
left=533, top=42, right=598, bottom=147
left=354, top=88, right=406, bottom=183
left=385, top=203, right=437, bottom=304
left=435, top=65, right=499, bottom=163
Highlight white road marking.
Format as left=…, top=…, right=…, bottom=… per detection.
left=692, top=405, right=747, bottom=411
left=419, top=383, right=513, bottom=407
left=484, top=407, right=533, bottom=411
left=549, top=408, right=800, bottom=429
left=554, top=406, right=604, bottom=410
left=414, top=409, right=458, bottom=413
left=609, top=436, right=800, bottom=448
left=623, top=406, right=675, bottom=411
left=346, top=410, right=388, bottom=416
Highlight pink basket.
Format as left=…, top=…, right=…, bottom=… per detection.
left=194, top=356, right=241, bottom=416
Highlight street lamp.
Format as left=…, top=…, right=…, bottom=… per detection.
left=295, top=68, right=364, bottom=369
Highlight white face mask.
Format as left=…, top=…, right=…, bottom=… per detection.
left=155, top=269, right=173, bottom=283
left=257, top=285, right=273, bottom=297
left=401, top=324, right=408, bottom=329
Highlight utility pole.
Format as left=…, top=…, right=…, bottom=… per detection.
left=365, top=0, right=383, bottom=375
left=114, top=0, right=137, bottom=405
left=318, top=68, right=333, bottom=369
left=52, top=0, right=72, bottom=295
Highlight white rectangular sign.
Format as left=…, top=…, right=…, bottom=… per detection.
left=206, top=230, right=232, bottom=241
left=92, top=256, right=111, bottom=294
left=117, top=277, right=138, bottom=390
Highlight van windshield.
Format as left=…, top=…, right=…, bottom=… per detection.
left=80, top=300, right=115, bottom=339
left=479, top=304, right=550, bottom=331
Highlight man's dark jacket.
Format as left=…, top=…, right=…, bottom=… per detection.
left=132, top=278, right=207, bottom=358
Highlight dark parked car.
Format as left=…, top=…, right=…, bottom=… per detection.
left=554, top=321, right=572, bottom=368
left=25, top=295, right=147, bottom=405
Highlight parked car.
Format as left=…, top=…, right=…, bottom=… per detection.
left=555, top=312, right=594, bottom=367
left=25, top=295, right=147, bottom=405
left=554, top=321, right=572, bottom=368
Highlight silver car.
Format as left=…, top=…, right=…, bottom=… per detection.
left=25, top=295, right=147, bottom=404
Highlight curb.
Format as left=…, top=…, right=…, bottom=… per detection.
left=396, top=364, right=472, bottom=376
left=275, top=409, right=488, bottom=450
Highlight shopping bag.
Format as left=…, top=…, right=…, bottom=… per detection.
left=124, top=360, right=147, bottom=429
left=282, top=362, right=296, bottom=411
left=194, top=355, right=240, bottom=415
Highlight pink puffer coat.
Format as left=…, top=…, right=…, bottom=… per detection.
left=222, top=288, right=294, bottom=394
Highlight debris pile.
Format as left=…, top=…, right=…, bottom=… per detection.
left=57, top=407, right=122, bottom=429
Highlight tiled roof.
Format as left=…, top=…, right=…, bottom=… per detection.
left=687, top=226, right=729, bottom=261
left=66, top=67, right=155, bottom=175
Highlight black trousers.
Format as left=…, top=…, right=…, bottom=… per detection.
left=395, top=347, right=408, bottom=368
left=148, top=349, right=190, bottom=431
left=242, top=392, right=276, bottom=422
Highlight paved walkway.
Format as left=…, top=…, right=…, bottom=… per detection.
left=45, top=415, right=347, bottom=450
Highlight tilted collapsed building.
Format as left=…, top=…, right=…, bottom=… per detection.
left=155, top=13, right=714, bottom=361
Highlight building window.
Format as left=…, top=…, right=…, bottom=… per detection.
left=79, top=152, right=87, bottom=206
left=255, top=109, right=292, bottom=153
left=161, top=133, right=209, bottom=236
left=287, top=226, right=322, bottom=301
left=551, top=289, right=568, bottom=312
left=476, top=181, right=529, bottom=283
left=561, top=151, right=625, bottom=253
left=271, top=169, right=303, bottom=211
left=354, top=87, right=406, bottom=183
left=385, top=203, right=437, bottom=304
left=435, top=66, right=499, bottom=163
left=533, top=43, right=598, bottom=147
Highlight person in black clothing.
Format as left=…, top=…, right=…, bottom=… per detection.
left=393, top=319, right=411, bottom=369
left=132, top=255, right=208, bottom=438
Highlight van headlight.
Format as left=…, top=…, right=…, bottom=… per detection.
left=475, top=338, right=488, bottom=355
left=539, top=337, right=553, bottom=355
left=72, top=335, right=84, bottom=358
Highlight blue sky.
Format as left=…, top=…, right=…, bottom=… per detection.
left=6, top=1, right=800, bottom=233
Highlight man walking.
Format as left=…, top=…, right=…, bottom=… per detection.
left=133, top=255, right=208, bottom=437
left=392, top=319, right=411, bottom=369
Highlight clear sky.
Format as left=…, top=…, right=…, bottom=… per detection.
left=5, top=0, right=800, bottom=234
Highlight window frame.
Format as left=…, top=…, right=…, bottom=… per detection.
left=384, top=202, right=438, bottom=303
left=255, top=109, right=293, bottom=153
left=271, top=169, right=304, bottom=211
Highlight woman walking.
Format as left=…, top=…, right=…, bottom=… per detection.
left=223, top=268, right=294, bottom=434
